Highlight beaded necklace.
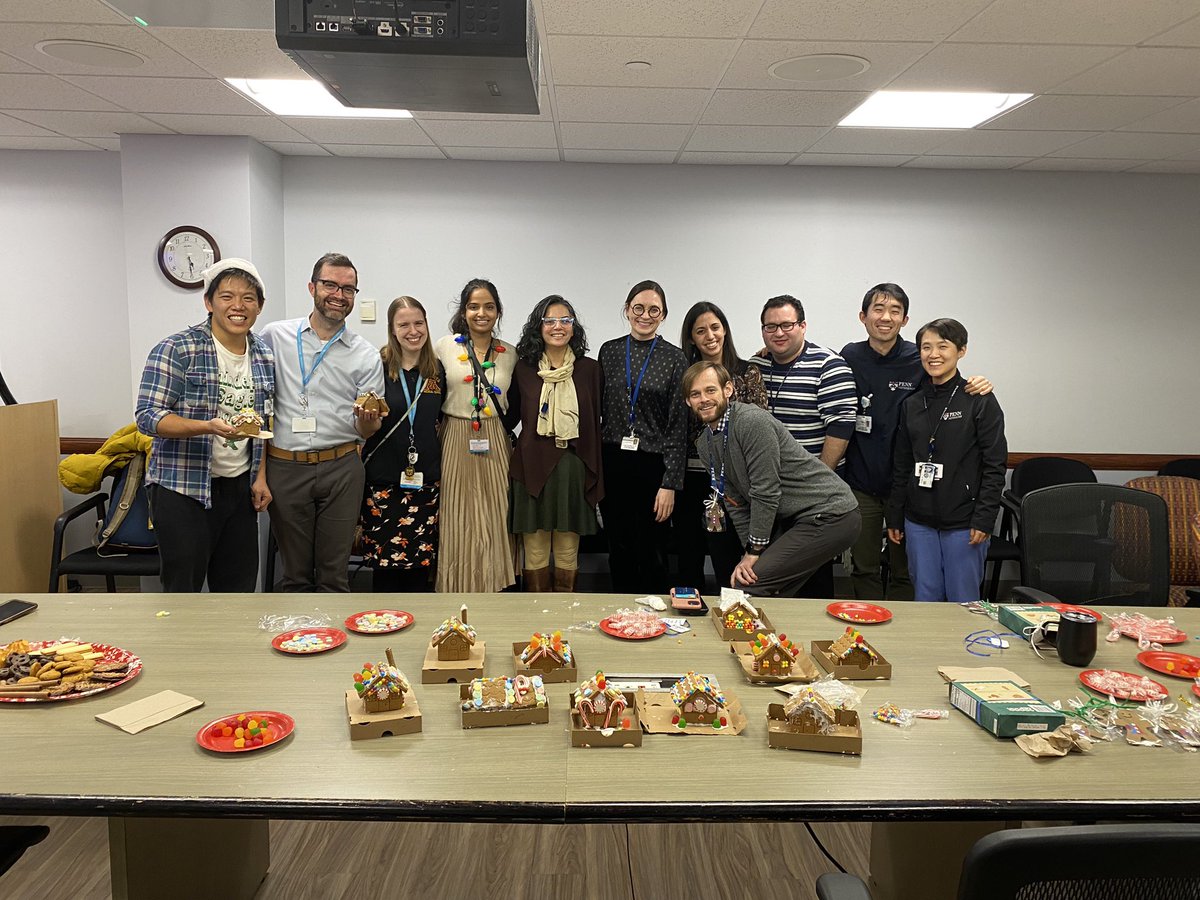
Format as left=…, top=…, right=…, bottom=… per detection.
left=455, top=333, right=506, bottom=431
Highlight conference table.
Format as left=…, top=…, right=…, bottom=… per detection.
left=2, top=592, right=1198, bottom=899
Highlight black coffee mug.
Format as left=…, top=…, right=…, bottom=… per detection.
left=1056, top=610, right=1098, bottom=667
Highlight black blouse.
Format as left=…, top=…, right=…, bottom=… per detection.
left=362, top=364, right=445, bottom=485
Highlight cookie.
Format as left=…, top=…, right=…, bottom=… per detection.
left=93, top=661, right=129, bottom=673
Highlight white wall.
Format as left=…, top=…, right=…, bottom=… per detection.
left=284, top=157, right=1200, bottom=454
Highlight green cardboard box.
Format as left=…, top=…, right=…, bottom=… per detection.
left=996, top=604, right=1060, bottom=640
left=949, top=680, right=1065, bottom=739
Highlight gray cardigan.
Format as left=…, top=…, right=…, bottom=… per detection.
left=695, top=401, right=858, bottom=550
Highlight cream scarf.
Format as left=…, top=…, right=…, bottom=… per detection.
left=537, top=352, right=579, bottom=447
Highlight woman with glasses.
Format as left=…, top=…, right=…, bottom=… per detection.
left=432, top=278, right=519, bottom=592
left=358, top=296, right=444, bottom=592
left=507, top=296, right=602, bottom=592
left=597, top=280, right=688, bottom=593
left=677, top=301, right=768, bottom=592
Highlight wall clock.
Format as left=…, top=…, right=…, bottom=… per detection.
left=157, top=225, right=220, bottom=289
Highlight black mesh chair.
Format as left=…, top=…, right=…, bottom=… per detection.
left=0, top=825, right=49, bottom=879
left=1010, top=483, right=1169, bottom=606
left=1158, top=457, right=1200, bottom=480
left=49, top=476, right=160, bottom=592
left=817, top=823, right=1200, bottom=900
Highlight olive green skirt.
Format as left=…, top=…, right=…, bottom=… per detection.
left=509, top=450, right=598, bottom=536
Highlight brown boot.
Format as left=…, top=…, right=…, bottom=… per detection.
left=523, top=567, right=552, bottom=592
left=553, top=567, right=578, bottom=593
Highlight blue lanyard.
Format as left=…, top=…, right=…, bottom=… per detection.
left=705, top=426, right=728, bottom=499
left=624, top=335, right=658, bottom=432
left=296, top=323, right=346, bottom=392
left=398, top=371, right=425, bottom=433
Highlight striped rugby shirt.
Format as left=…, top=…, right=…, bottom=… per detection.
left=748, top=341, right=857, bottom=457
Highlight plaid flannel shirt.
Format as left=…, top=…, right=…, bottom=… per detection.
left=135, top=319, right=275, bottom=509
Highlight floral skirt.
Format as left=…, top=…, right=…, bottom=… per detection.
left=359, top=482, right=440, bottom=571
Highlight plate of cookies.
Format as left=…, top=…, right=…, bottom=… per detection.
left=0, top=639, right=142, bottom=702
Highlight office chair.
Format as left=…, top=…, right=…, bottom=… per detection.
left=1125, top=475, right=1200, bottom=607
left=817, top=823, right=1200, bottom=900
left=0, top=825, right=49, bottom=878
left=1157, top=457, right=1200, bottom=480
left=49, top=474, right=160, bottom=592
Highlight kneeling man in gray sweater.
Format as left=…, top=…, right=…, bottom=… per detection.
left=685, top=362, right=861, bottom=598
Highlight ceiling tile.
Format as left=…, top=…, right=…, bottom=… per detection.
left=555, top=86, right=709, bottom=124
left=1116, top=97, right=1200, bottom=134
left=538, top=0, right=761, bottom=38
left=686, top=124, right=825, bottom=152
left=0, top=134, right=99, bottom=149
left=1046, top=131, right=1200, bottom=159
left=416, top=120, right=557, bottom=148
left=12, top=108, right=169, bottom=137
left=548, top=35, right=737, bottom=88
left=807, top=127, right=955, bottom=155
left=0, top=23, right=210, bottom=78
left=325, top=144, right=446, bottom=158
left=60, top=74, right=263, bottom=113
left=1127, top=159, right=1200, bottom=173
left=1050, top=48, right=1200, bottom=96
left=80, top=136, right=119, bottom=150
left=563, top=149, right=677, bottom=163
left=144, top=113, right=307, bottom=142
left=0, top=0, right=128, bottom=25
left=561, top=122, right=689, bottom=150
left=1015, top=158, right=1143, bottom=172
left=701, top=89, right=868, bottom=126
left=1146, top=14, right=1200, bottom=47
left=721, top=40, right=932, bottom=92
left=750, top=0, right=992, bottom=42
left=947, top=0, right=1199, bottom=45
left=261, top=140, right=332, bottom=156
left=982, top=95, right=1185, bottom=131
left=283, top=117, right=435, bottom=146
left=888, top=43, right=1121, bottom=93
left=678, top=151, right=794, bottom=165
left=927, top=129, right=1095, bottom=157
left=0, top=72, right=119, bottom=109
left=0, top=110, right=54, bottom=135
left=903, top=156, right=1030, bottom=169
left=791, top=153, right=913, bottom=167
left=149, top=27, right=303, bottom=80
left=0, top=49, right=38, bottom=72
left=444, top=147, right=561, bottom=161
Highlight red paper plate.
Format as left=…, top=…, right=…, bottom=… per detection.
left=826, top=601, right=892, bottom=624
left=1047, top=603, right=1103, bottom=623
left=1136, top=650, right=1200, bottom=680
left=344, top=610, right=414, bottom=635
left=1117, top=622, right=1188, bottom=644
left=0, top=640, right=142, bottom=703
left=197, top=710, right=294, bottom=753
left=271, top=627, right=347, bottom=655
left=599, top=615, right=667, bottom=640
left=1079, top=669, right=1168, bottom=702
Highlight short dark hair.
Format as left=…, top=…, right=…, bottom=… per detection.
left=310, top=252, right=356, bottom=285
left=625, top=280, right=667, bottom=318
left=761, top=294, right=804, bottom=324
left=205, top=268, right=264, bottom=307
left=450, top=278, right=503, bottom=335
left=516, top=295, right=589, bottom=366
left=681, top=360, right=731, bottom=399
left=915, top=317, right=968, bottom=350
left=680, top=301, right=743, bottom=373
left=862, top=282, right=910, bottom=316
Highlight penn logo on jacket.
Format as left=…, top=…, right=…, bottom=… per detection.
left=942, top=410, right=964, bottom=421
left=888, top=380, right=914, bottom=392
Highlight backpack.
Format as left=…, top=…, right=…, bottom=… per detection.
left=95, top=453, right=156, bottom=554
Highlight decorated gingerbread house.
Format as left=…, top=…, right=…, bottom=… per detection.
left=432, top=605, right=477, bottom=661
left=462, top=674, right=547, bottom=712
left=783, top=688, right=837, bottom=735
left=353, top=648, right=410, bottom=713
left=670, top=671, right=728, bottom=728
left=718, top=595, right=761, bottom=634
left=751, top=632, right=800, bottom=677
left=829, top=626, right=878, bottom=670
left=574, top=671, right=629, bottom=731
left=519, top=631, right=572, bottom=674
left=356, top=390, right=390, bottom=415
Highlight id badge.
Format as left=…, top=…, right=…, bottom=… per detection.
left=399, top=471, right=425, bottom=490
left=292, top=416, right=317, bottom=433
left=469, top=438, right=490, bottom=454
left=855, top=415, right=872, bottom=434
left=621, top=434, right=640, bottom=451
left=915, top=462, right=944, bottom=488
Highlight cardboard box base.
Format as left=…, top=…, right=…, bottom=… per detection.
left=511, top=641, right=577, bottom=684
left=730, top=642, right=821, bottom=684
left=458, top=681, right=550, bottom=729
left=710, top=605, right=774, bottom=642
left=636, top=687, right=748, bottom=736
left=811, top=639, right=893, bottom=680
left=568, top=690, right=641, bottom=747
left=422, top=641, right=486, bottom=683
left=345, top=689, right=422, bottom=740
left=766, top=702, right=862, bottom=754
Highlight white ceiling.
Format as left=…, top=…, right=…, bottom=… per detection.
left=2, top=0, right=1200, bottom=171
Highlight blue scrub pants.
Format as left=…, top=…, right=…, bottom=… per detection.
left=903, top=518, right=989, bottom=603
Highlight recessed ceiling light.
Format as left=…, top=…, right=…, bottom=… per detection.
left=839, top=91, right=1033, bottom=129
left=225, top=78, right=412, bottom=118
left=36, top=40, right=146, bottom=69
left=769, top=54, right=869, bottom=83
left=625, top=60, right=652, bottom=71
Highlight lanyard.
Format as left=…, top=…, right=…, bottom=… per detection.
left=624, top=335, right=658, bottom=432
left=766, top=351, right=800, bottom=412
left=923, top=383, right=960, bottom=461
left=399, top=371, right=425, bottom=434
left=705, top=425, right=729, bottom=499
left=296, top=323, right=346, bottom=394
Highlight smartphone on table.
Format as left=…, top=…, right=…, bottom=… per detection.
left=0, top=599, right=38, bottom=628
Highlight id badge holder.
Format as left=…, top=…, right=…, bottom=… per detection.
left=469, top=438, right=490, bottom=454
left=621, top=434, right=640, bottom=452
left=855, top=415, right=872, bottom=434
left=399, top=471, right=425, bottom=490
left=917, top=465, right=935, bottom=489
left=292, top=416, right=317, bottom=433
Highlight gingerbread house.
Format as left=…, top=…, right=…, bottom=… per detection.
left=670, top=671, right=727, bottom=727
left=462, top=674, right=547, bottom=712
left=783, top=688, right=837, bottom=735
left=751, top=632, right=800, bottom=677
left=431, top=605, right=477, bottom=661
left=829, top=626, right=878, bottom=670
left=356, top=390, right=390, bottom=415
left=574, top=671, right=629, bottom=731
left=354, top=648, right=409, bottom=713
left=519, top=631, right=572, bottom=674
left=718, top=595, right=761, bottom=634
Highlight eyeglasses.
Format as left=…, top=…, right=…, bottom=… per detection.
left=542, top=316, right=575, bottom=327
left=629, top=304, right=663, bottom=319
left=761, top=321, right=801, bottom=334
left=316, top=279, right=359, bottom=298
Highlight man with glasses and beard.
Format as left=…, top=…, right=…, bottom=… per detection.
left=260, top=252, right=385, bottom=591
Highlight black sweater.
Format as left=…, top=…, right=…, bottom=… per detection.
left=362, top=364, right=445, bottom=486
left=887, top=373, right=1007, bottom=533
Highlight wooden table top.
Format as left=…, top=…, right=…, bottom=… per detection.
left=2, top=592, right=1198, bottom=823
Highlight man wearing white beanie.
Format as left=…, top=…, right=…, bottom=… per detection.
left=135, top=257, right=275, bottom=592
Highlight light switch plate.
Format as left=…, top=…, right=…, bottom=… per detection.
left=359, top=299, right=377, bottom=323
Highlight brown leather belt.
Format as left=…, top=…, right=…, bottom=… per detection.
left=267, top=441, right=359, bottom=464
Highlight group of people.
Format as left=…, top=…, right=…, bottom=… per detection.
left=135, top=255, right=1008, bottom=604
